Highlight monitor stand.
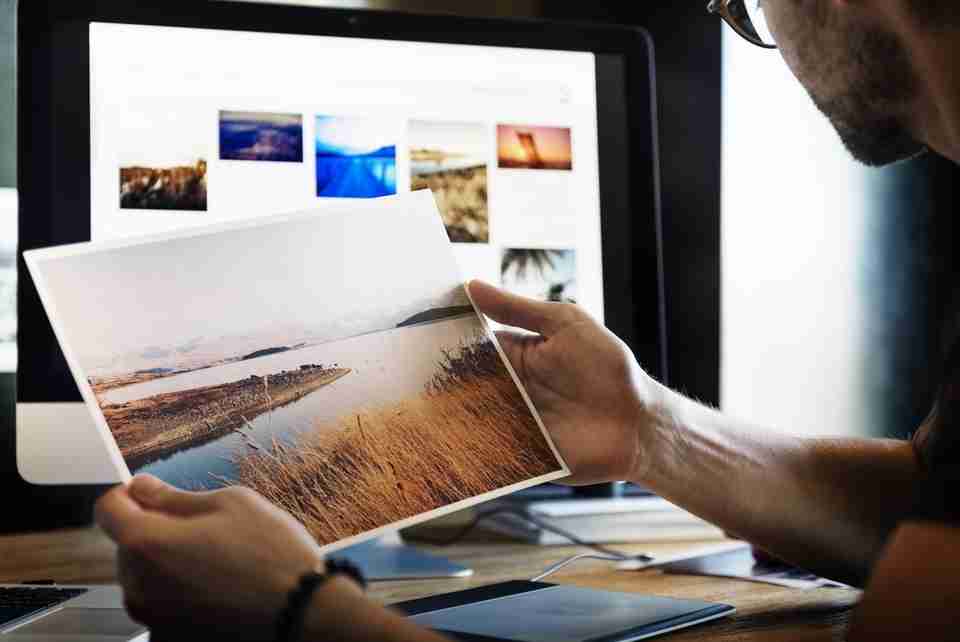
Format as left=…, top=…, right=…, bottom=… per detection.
left=330, top=531, right=473, bottom=581
left=487, top=482, right=700, bottom=545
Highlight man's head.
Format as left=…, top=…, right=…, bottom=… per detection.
left=758, top=1, right=954, bottom=166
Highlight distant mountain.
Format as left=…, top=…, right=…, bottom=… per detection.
left=397, top=305, right=474, bottom=328
left=241, top=346, right=291, bottom=361
left=134, top=367, right=176, bottom=375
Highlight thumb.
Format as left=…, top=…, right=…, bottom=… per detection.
left=128, top=474, right=219, bottom=517
left=467, top=280, right=576, bottom=337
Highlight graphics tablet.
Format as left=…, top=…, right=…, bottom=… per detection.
left=392, top=580, right=735, bottom=642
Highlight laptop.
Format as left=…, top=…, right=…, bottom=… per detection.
left=0, top=585, right=146, bottom=641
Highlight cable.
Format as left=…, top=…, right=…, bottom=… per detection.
left=413, top=505, right=655, bottom=574
left=530, top=553, right=636, bottom=582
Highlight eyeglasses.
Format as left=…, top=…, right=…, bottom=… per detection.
left=707, top=0, right=777, bottom=49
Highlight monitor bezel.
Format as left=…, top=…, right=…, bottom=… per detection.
left=16, top=0, right=665, bottom=402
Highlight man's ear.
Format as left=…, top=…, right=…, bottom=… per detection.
left=848, top=521, right=960, bottom=641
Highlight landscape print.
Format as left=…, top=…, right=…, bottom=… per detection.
left=28, top=196, right=564, bottom=547
left=501, top=248, right=577, bottom=303
left=117, top=104, right=209, bottom=211
left=409, top=120, right=489, bottom=243
left=497, top=124, right=573, bottom=171
left=219, top=111, right=303, bottom=162
left=315, top=116, right=397, bottom=198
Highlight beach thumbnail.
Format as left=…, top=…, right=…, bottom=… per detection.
left=501, top=248, right=577, bottom=303
left=497, top=125, right=573, bottom=171
left=316, top=116, right=397, bottom=198
left=410, top=120, right=489, bottom=243
left=219, top=111, right=303, bottom=162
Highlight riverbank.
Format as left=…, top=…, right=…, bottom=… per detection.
left=103, top=365, right=351, bottom=468
left=234, top=339, right=560, bottom=545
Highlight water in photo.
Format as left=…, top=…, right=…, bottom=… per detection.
left=315, top=116, right=397, bottom=198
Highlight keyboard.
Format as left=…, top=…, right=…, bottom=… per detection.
left=0, top=586, right=88, bottom=629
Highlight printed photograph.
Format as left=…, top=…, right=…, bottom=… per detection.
left=501, top=248, right=577, bottom=303
left=117, top=105, right=208, bottom=211
left=497, top=124, right=573, bottom=171
left=315, top=116, right=397, bottom=198
left=219, top=111, right=304, bottom=162
left=29, top=196, right=564, bottom=547
left=409, top=120, right=488, bottom=243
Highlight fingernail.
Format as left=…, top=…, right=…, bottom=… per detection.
left=129, top=475, right=163, bottom=501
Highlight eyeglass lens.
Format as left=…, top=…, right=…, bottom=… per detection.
left=733, top=0, right=775, bottom=46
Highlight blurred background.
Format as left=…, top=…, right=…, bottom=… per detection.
left=1, top=0, right=958, bottom=531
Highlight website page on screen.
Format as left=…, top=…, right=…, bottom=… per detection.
left=89, top=23, right=604, bottom=320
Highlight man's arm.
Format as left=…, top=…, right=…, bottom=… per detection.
left=468, top=280, right=922, bottom=587
left=642, top=390, right=921, bottom=586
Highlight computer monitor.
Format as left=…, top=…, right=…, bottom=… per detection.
left=16, top=1, right=664, bottom=500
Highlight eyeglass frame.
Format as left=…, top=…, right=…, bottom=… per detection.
left=707, top=0, right=778, bottom=50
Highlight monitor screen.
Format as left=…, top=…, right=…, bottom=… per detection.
left=89, top=23, right=604, bottom=322
left=18, top=2, right=662, bottom=404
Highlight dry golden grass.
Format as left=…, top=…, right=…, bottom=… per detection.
left=234, top=339, right=559, bottom=545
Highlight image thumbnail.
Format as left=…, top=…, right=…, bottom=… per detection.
left=316, top=116, right=397, bottom=198
left=116, top=103, right=209, bottom=211
left=32, top=197, right=563, bottom=547
left=501, top=248, right=577, bottom=303
left=120, top=160, right=207, bottom=211
left=219, top=111, right=303, bottom=162
left=410, top=120, right=488, bottom=243
left=497, top=125, right=573, bottom=171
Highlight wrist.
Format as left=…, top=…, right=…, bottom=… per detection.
left=628, top=376, right=679, bottom=485
left=299, top=576, right=371, bottom=640
left=277, top=559, right=365, bottom=642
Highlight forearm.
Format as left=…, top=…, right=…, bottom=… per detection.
left=302, top=577, right=450, bottom=642
left=636, top=384, right=921, bottom=586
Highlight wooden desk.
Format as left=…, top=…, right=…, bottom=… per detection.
left=0, top=528, right=859, bottom=641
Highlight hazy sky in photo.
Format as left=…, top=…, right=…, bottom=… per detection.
left=219, top=111, right=302, bottom=128
left=36, top=193, right=469, bottom=369
left=408, top=120, right=487, bottom=159
left=315, top=116, right=398, bottom=156
left=117, top=99, right=209, bottom=168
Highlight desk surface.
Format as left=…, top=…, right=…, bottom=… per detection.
left=0, top=528, right=858, bottom=641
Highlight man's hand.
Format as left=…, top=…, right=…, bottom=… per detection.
left=96, top=476, right=449, bottom=642
left=467, top=280, right=662, bottom=485
left=96, top=475, right=332, bottom=640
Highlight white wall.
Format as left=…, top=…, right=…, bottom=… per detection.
left=721, top=31, right=872, bottom=437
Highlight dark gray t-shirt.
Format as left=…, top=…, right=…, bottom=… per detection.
left=911, top=313, right=960, bottom=523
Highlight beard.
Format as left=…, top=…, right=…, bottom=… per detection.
left=803, top=21, right=926, bottom=167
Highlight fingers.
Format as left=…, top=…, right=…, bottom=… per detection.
left=128, top=474, right=220, bottom=517
left=467, top=280, right=578, bottom=337
left=95, top=484, right=147, bottom=543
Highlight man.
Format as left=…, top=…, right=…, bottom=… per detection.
left=95, top=1, right=960, bottom=639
